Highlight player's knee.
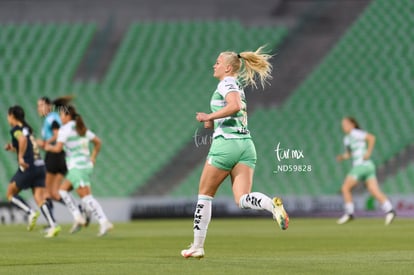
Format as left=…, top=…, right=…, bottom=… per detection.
left=76, top=186, right=91, bottom=198
left=6, top=185, right=16, bottom=201
left=6, top=189, right=12, bottom=201
left=51, top=192, right=61, bottom=201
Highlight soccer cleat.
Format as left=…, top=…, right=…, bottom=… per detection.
left=69, top=215, right=87, bottom=234
left=181, top=244, right=205, bottom=259
left=336, top=214, right=354, bottom=225
left=43, top=226, right=51, bottom=234
left=27, top=211, right=40, bottom=231
left=45, top=226, right=61, bottom=238
left=97, top=221, right=114, bottom=237
left=385, top=210, right=396, bottom=225
left=272, top=197, right=289, bottom=230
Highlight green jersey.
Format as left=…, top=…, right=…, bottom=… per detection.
left=343, top=128, right=372, bottom=166
left=210, top=76, right=251, bottom=139
left=57, top=121, right=95, bottom=170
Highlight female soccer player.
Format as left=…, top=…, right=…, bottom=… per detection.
left=336, top=117, right=395, bottom=225
left=5, top=105, right=61, bottom=237
left=37, top=96, right=90, bottom=231
left=36, top=97, right=67, bottom=206
left=181, top=47, right=289, bottom=259
left=45, top=105, right=113, bottom=236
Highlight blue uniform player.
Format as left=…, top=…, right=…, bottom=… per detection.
left=5, top=105, right=61, bottom=237
left=37, top=97, right=67, bottom=205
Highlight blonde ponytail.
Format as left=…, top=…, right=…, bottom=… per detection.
left=238, top=46, right=273, bottom=89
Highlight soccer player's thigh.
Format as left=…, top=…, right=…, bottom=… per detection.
left=231, top=140, right=256, bottom=203
left=363, top=164, right=378, bottom=191
left=199, top=138, right=233, bottom=196
left=365, top=167, right=386, bottom=200
left=198, top=161, right=229, bottom=197
left=343, top=167, right=361, bottom=190
left=7, top=181, right=20, bottom=199
left=76, top=172, right=93, bottom=197
left=32, top=167, right=47, bottom=205
left=8, top=170, right=30, bottom=198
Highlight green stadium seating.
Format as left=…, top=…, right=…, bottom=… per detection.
left=172, top=0, right=414, bottom=197
left=0, top=23, right=96, bottom=196
left=0, top=21, right=288, bottom=197
left=383, top=162, right=414, bottom=194
left=2, top=1, right=412, bottom=199
left=85, top=21, right=287, bottom=196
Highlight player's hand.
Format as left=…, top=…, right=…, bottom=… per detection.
left=336, top=155, right=343, bottom=162
left=204, top=121, right=213, bottom=129
left=90, top=157, right=96, bottom=165
left=44, top=143, right=53, bottom=152
left=36, top=139, right=45, bottom=149
left=44, top=144, right=50, bottom=151
left=363, top=152, right=371, bottom=160
left=18, top=157, right=29, bottom=170
left=4, top=143, right=13, bottom=151
left=196, top=112, right=211, bottom=122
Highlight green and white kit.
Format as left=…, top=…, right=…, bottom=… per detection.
left=208, top=76, right=256, bottom=171
left=57, top=120, right=95, bottom=188
left=343, top=128, right=376, bottom=181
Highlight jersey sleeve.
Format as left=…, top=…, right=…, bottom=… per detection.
left=23, top=127, right=29, bottom=135
left=13, top=129, right=23, bottom=139
left=217, top=77, right=242, bottom=98
left=51, top=120, right=60, bottom=130
left=85, top=129, right=96, bottom=141
left=343, top=136, right=351, bottom=151
left=57, top=127, right=69, bottom=143
left=343, top=136, right=349, bottom=146
left=46, top=113, right=62, bottom=130
left=12, top=127, right=29, bottom=138
left=350, top=129, right=367, bottom=141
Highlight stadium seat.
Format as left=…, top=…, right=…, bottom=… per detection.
left=0, top=21, right=288, bottom=197
left=0, top=23, right=96, bottom=195
left=172, top=0, right=414, bottom=197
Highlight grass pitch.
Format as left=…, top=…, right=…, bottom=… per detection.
left=0, top=218, right=413, bottom=275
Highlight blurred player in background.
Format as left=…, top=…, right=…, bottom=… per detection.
left=36, top=97, right=67, bottom=207
left=181, top=46, right=289, bottom=259
left=5, top=105, right=61, bottom=237
left=45, top=105, right=113, bottom=236
left=336, top=117, right=396, bottom=225
left=37, top=96, right=90, bottom=229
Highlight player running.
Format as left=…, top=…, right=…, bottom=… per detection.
left=181, top=47, right=289, bottom=259
left=45, top=105, right=113, bottom=236
left=5, top=105, right=61, bottom=237
left=336, top=117, right=396, bottom=225
left=36, top=96, right=90, bottom=230
left=36, top=97, right=67, bottom=206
